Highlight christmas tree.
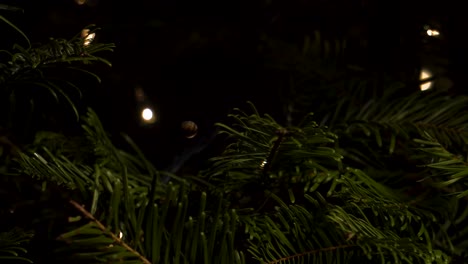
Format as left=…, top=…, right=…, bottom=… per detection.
left=1, top=4, right=468, bottom=264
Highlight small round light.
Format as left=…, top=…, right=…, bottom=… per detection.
left=142, top=108, right=153, bottom=120
left=141, top=108, right=156, bottom=124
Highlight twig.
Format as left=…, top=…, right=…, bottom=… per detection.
left=262, top=129, right=290, bottom=180
left=267, top=244, right=356, bottom=264
left=69, top=200, right=151, bottom=264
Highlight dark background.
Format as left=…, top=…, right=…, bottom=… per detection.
left=2, top=0, right=466, bottom=169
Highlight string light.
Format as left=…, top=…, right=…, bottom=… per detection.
left=426, top=29, right=440, bottom=37
left=420, top=69, right=433, bottom=91
left=141, top=108, right=156, bottom=124
left=424, top=25, right=440, bottom=37
left=81, top=29, right=95, bottom=46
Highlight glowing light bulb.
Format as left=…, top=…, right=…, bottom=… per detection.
left=426, top=29, right=440, bottom=37
left=81, top=29, right=95, bottom=46
left=141, top=108, right=156, bottom=124
left=420, top=69, right=433, bottom=91
left=142, top=108, right=153, bottom=120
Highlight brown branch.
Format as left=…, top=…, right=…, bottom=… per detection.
left=0, top=135, right=21, bottom=157
left=69, top=200, right=151, bottom=264
left=267, top=244, right=356, bottom=264
left=262, top=129, right=290, bottom=180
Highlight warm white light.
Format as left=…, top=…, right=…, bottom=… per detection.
left=142, top=108, right=153, bottom=120
left=141, top=107, right=156, bottom=124
left=426, top=29, right=440, bottom=37
left=420, top=69, right=433, bottom=91
left=75, top=0, right=86, bottom=5
left=81, top=29, right=95, bottom=46
left=84, top=33, right=95, bottom=46
left=118, top=231, right=123, bottom=239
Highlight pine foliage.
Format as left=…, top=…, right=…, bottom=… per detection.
left=15, top=101, right=464, bottom=263
left=0, top=228, right=33, bottom=263
left=0, top=19, right=115, bottom=121
left=204, top=105, right=451, bottom=263
left=3, top=7, right=468, bottom=264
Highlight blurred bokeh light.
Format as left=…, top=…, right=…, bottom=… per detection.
left=81, top=29, right=95, bottom=46
left=420, top=69, right=433, bottom=91
left=426, top=29, right=440, bottom=37
left=141, top=108, right=156, bottom=124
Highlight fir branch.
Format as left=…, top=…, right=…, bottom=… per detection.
left=267, top=244, right=356, bottom=264
left=69, top=200, right=151, bottom=264
left=330, top=91, right=468, bottom=150
left=414, top=136, right=468, bottom=198
left=0, top=228, right=33, bottom=263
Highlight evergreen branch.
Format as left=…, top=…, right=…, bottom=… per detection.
left=207, top=104, right=341, bottom=196
left=69, top=200, right=151, bottom=264
left=0, top=228, right=33, bottom=263
left=414, top=136, right=468, bottom=198
left=328, top=206, right=447, bottom=263
left=18, top=151, right=91, bottom=191
left=0, top=28, right=114, bottom=130
left=267, top=244, right=356, bottom=264
left=0, top=4, right=23, bottom=12
left=329, top=90, right=468, bottom=152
